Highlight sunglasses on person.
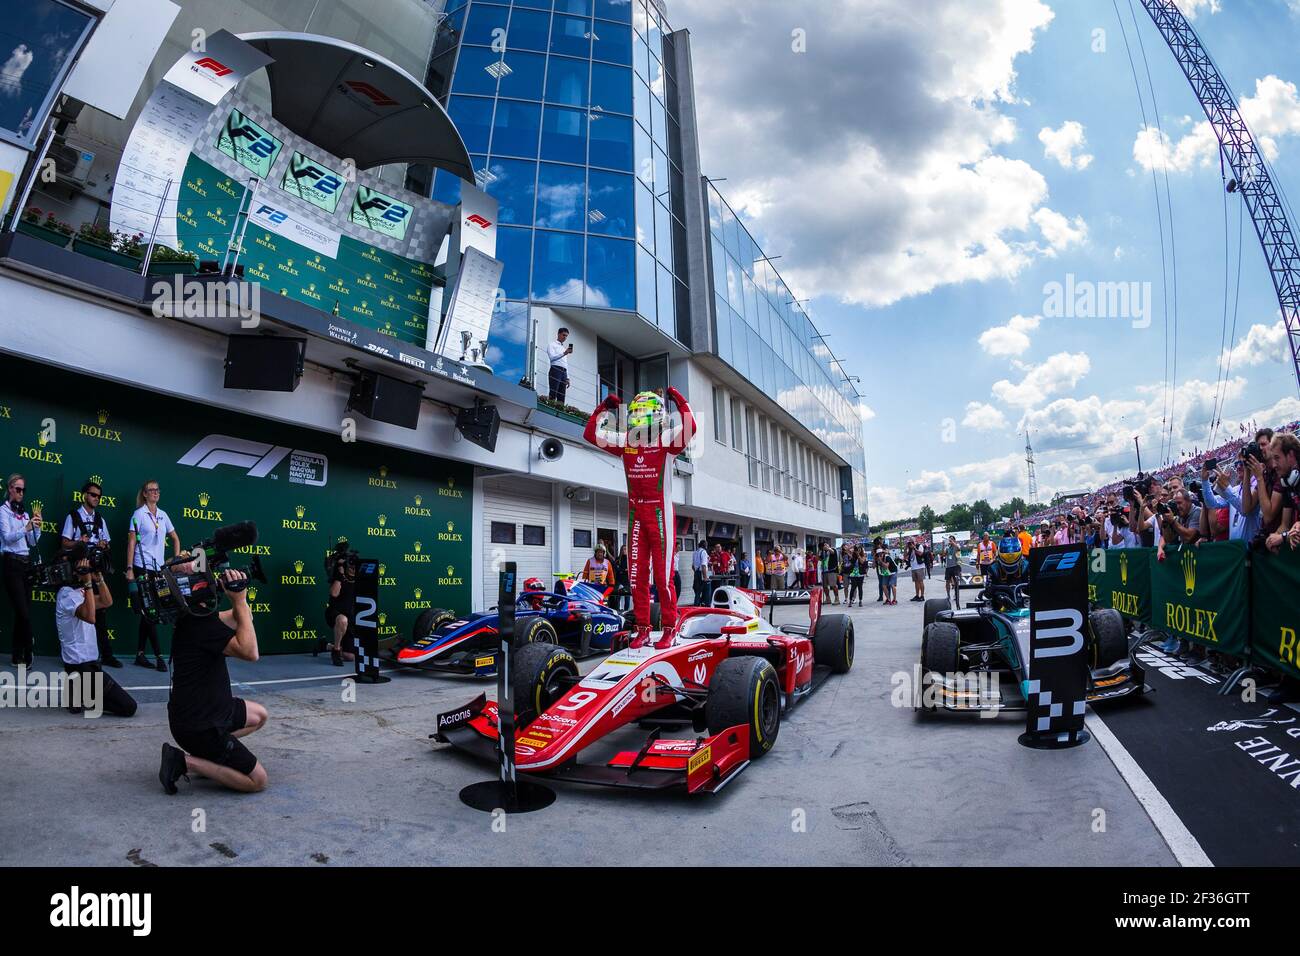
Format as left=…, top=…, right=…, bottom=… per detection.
left=84, top=491, right=101, bottom=500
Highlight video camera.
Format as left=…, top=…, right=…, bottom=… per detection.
left=133, top=521, right=266, bottom=625
left=24, top=540, right=108, bottom=592
left=1122, top=472, right=1155, bottom=500
left=325, top=538, right=360, bottom=579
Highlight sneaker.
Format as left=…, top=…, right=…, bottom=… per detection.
left=134, top=653, right=152, bottom=669
left=330, top=648, right=343, bottom=667
left=159, top=743, right=188, bottom=795
left=1159, top=637, right=1179, bottom=654
left=102, top=656, right=123, bottom=668
left=629, top=626, right=652, bottom=649
left=875, top=597, right=883, bottom=603
left=155, top=657, right=168, bottom=672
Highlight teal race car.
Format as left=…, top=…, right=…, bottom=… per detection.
left=917, top=574, right=1148, bottom=715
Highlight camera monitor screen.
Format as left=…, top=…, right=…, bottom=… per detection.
left=280, top=151, right=346, bottom=214
left=349, top=185, right=413, bottom=242
left=215, top=107, right=283, bottom=179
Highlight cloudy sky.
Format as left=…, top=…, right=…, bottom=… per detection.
left=671, top=0, right=1300, bottom=522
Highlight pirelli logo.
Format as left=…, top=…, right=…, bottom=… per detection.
left=687, top=745, right=712, bottom=775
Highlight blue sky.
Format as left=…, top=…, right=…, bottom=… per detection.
left=674, top=0, right=1300, bottom=521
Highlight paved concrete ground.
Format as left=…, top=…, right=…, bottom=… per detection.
left=0, top=588, right=1176, bottom=866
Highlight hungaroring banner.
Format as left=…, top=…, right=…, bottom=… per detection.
left=1149, top=540, right=1248, bottom=656
left=1250, top=544, right=1300, bottom=681
left=0, top=359, right=472, bottom=657
left=1088, top=546, right=1153, bottom=623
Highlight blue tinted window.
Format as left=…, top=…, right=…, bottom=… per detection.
left=633, top=74, right=650, bottom=125
left=550, top=14, right=592, bottom=57
left=592, top=20, right=632, bottom=64
left=484, top=158, right=536, bottom=225
left=590, top=62, right=632, bottom=114
left=595, top=0, right=633, bottom=23
left=634, top=120, right=653, bottom=186
left=532, top=230, right=585, bottom=304
left=636, top=244, right=657, bottom=325
left=545, top=55, right=589, bottom=107
left=731, top=310, right=750, bottom=378
left=554, top=0, right=592, bottom=13
left=654, top=197, right=672, bottom=267
left=650, top=92, right=666, bottom=146
left=508, top=8, right=551, bottom=51
left=536, top=163, right=586, bottom=231
left=453, top=47, right=504, bottom=95
left=632, top=31, right=649, bottom=82
left=513, top=0, right=549, bottom=8
left=540, top=106, right=587, bottom=163
left=491, top=99, right=541, bottom=158
left=586, top=236, right=635, bottom=310
left=657, top=262, right=675, bottom=333
left=635, top=179, right=653, bottom=249
left=449, top=95, right=493, bottom=154
left=587, top=169, right=633, bottom=238
left=496, top=226, right=532, bottom=299
left=488, top=300, right=531, bottom=382
left=715, top=293, right=731, bottom=359
left=652, top=143, right=668, bottom=194
left=498, top=50, right=546, bottom=100
left=646, top=47, right=663, bottom=96
left=464, top=3, right=510, bottom=45
left=589, top=112, right=633, bottom=170
left=433, top=168, right=464, bottom=205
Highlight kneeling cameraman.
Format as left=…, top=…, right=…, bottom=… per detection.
left=55, top=545, right=136, bottom=717
left=159, top=568, right=268, bottom=794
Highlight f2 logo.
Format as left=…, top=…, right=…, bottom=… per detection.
left=230, top=122, right=277, bottom=158
left=1039, top=551, right=1080, bottom=576
left=256, top=205, right=288, bottom=224
left=292, top=163, right=343, bottom=196
left=359, top=196, right=410, bottom=225
left=195, top=57, right=232, bottom=77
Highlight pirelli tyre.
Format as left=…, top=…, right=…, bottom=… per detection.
left=923, top=598, right=951, bottom=629
left=513, top=643, right=579, bottom=730
left=812, top=613, right=854, bottom=674
left=706, top=656, right=781, bottom=758
left=920, top=622, right=960, bottom=713
left=413, top=608, right=455, bottom=643
left=517, top=616, right=558, bottom=647
left=1089, top=608, right=1128, bottom=669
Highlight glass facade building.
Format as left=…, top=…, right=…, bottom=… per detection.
left=426, top=0, right=692, bottom=385
left=706, top=182, right=870, bottom=533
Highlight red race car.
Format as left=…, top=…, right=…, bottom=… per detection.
left=434, top=586, right=854, bottom=794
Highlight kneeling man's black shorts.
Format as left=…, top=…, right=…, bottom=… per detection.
left=171, top=698, right=257, bottom=777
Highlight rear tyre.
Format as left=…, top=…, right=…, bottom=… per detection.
left=923, top=598, right=951, bottom=629
left=920, top=622, right=960, bottom=713
left=512, top=643, right=578, bottom=730
left=706, top=657, right=781, bottom=758
left=413, top=608, right=455, bottom=643
left=1089, top=608, right=1128, bottom=668
left=517, top=616, right=558, bottom=647
left=812, top=614, right=854, bottom=674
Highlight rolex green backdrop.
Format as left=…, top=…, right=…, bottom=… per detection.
left=0, top=359, right=472, bottom=657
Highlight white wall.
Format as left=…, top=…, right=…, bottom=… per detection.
left=530, top=305, right=600, bottom=408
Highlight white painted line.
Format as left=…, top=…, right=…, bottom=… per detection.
left=1086, top=713, right=1213, bottom=867
left=119, top=674, right=356, bottom=692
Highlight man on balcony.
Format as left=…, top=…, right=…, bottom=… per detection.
left=547, top=328, right=573, bottom=405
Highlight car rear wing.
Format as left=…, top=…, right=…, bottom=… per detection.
left=737, top=586, right=823, bottom=630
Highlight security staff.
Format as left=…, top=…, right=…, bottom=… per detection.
left=2, top=474, right=41, bottom=666
left=60, top=479, right=119, bottom=667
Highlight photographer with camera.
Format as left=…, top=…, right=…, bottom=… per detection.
left=325, top=540, right=358, bottom=667
left=1260, top=433, right=1300, bottom=554
left=55, top=543, right=136, bottom=717
left=159, top=566, right=268, bottom=795
left=2, top=474, right=41, bottom=666
left=60, top=479, right=119, bottom=667
left=125, top=480, right=182, bottom=672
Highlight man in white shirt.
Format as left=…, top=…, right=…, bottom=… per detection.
left=60, top=479, right=120, bottom=667
left=126, top=480, right=182, bottom=671
left=54, top=547, right=135, bottom=717
left=547, top=328, right=573, bottom=404
left=692, top=542, right=709, bottom=605
left=2, top=473, right=41, bottom=666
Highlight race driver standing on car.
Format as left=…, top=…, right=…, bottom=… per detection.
left=584, top=387, right=695, bottom=649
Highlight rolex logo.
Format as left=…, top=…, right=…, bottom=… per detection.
left=414, top=541, right=422, bottom=553
left=247, top=587, right=258, bottom=601
left=1119, top=552, right=1128, bottom=586
left=90, top=474, right=103, bottom=486
left=378, top=563, right=386, bottom=575
left=378, top=514, right=387, bottom=527
left=414, top=494, right=423, bottom=506
left=37, top=431, right=48, bottom=447
left=30, top=499, right=43, bottom=513
left=1181, top=551, right=1197, bottom=597
left=96, top=409, right=109, bottom=425
left=414, top=587, right=423, bottom=600
left=294, top=614, right=305, bottom=628
left=309, top=283, right=316, bottom=291
left=446, top=521, right=454, bottom=532
left=446, top=565, right=455, bottom=576
left=198, top=491, right=210, bottom=507
left=295, top=504, right=306, bottom=518
left=379, top=465, right=389, bottom=477
left=294, top=560, right=305, bottom=573
left=379, top=612, right=387, bottom=625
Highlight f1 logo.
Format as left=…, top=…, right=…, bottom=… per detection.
left=195, top=57, right=232, bottom=77
left=466, top=214, right=493, bottom=229
left=256, top=205, right=288, bottom=224
left=344, top=80, right=398, bottom=106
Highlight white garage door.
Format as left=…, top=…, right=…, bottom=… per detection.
left=482, top=476, right=553, bottom=604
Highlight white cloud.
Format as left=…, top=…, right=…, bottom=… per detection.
left=1038, top=120, right=1093, bottom=170
left=991, top=351, right=1091, bottom=407
left=962, top=402, right=1009, bottom=430
left=906, top=470, right=952, bottom=494
left=978, top=313, right=1041, bottom=356
left=1181, top=0, right=1222, bottom=17
left=1031, top=207, right=1088, bottom=254
left=0, top=45, right=32, bottom=98
left=1133, top=75, right=1300, bottom=171
left=1222, top=320, right=1288, bottom=369
left=858, top=402, right=878, bottom=422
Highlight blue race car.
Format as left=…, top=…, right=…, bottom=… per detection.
left=393, top=576, right=635, bottom=676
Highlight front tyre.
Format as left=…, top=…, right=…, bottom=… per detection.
left=813, top=613, right=854, bottom=674
left=512, top=643, right=578, bottom=730
left=706, top=657, right=781, bottom=758
left=1089, top=608, right=1127, bottom=668
left=920, top=622, right=960, bottom=713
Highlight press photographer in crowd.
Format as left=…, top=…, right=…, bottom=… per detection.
left=60, top=480, right=119, bottom=667
left=2, top=474, right=40, bottom=666
left=159, top=566, right=268, bottom=795
left=54, top=543, right=136, bottom=717
left=125, top=479, right=182, bottom=672
left=325, top=539, right=358, bottom=667
left=1260, top=433, right=1300, bottom=554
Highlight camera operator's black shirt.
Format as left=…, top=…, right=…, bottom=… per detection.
left=168, top=613, right=237, bottom=732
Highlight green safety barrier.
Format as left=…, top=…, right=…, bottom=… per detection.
left=1149, top=540, right=1249, bottom=656
left=1249, top=544, right=1300, bottom=681
left=1088, top=546, right=1153, bottom=623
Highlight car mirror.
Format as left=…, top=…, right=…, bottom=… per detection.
left=720, top=623, right=749, bottom=636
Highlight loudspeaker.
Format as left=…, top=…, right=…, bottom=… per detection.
left=455, top=399, right=500, bottom=453
left=348, top=370, right=423, bottom=429
left=539, top=437, right=564, bottom=462
left=223, top=335, right=305, bottom=392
